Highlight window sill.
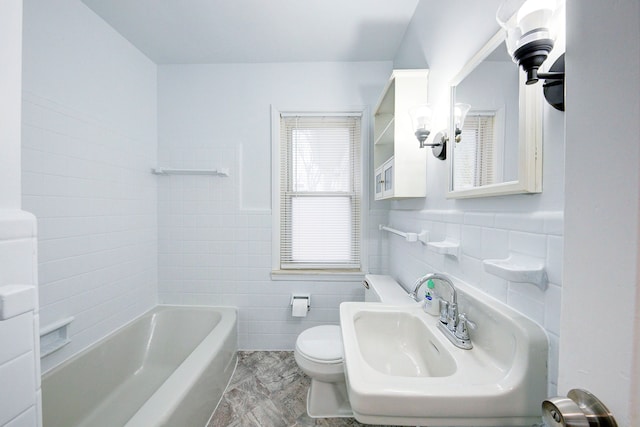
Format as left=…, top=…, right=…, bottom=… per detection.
left=271, top=270, right=365, bottom=282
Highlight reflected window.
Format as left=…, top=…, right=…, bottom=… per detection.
left=454, top=114, right=496, bottom=189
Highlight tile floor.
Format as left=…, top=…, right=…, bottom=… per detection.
left=208, top=351, right=392, bottom=427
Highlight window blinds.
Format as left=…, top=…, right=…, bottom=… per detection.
left=454, top=114, right=496, bottom=189
left=279, top=115, right=361, bottom=270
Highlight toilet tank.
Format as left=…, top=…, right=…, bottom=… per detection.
left=363, top=274, right=413, bottom=304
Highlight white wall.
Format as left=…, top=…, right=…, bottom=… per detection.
left=562, top=1, right=640, bottom=425
left=387, top=0, right=565, bottom=396
left=157, top=62, right=391, bottom=349
left=21, top=0, right=158, bottom=373
left=0, top=1, right=41, bottom=426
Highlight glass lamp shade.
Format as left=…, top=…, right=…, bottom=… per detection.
left=409, top=104, right=433, bottom=146
left=496, top=0, right=561, bottom=59
left=454, top=103, right=471, bottom=131
left=409, top=104, right=433, bottom=134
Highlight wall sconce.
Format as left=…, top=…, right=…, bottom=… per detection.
left=497, top=0, right=565, bottom=111
left=409, top=104, right=446, bottom=160
left=409, top=103, right=472, bottom=161
left=408, top=104, right=433, bottom=148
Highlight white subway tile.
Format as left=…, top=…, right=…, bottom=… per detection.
left=509, top=231, right=548, bottom=259
left=0, top=352, right=36, bottom=426
left=481, top=227, right=509, bottom=260
left=0, top=313, right=33, bottom=365
left=546, top=235, right=564, bottom=286
left=3, top=405, right=38, bottom=427
left=463, top=212, right=495, bottom=227
left=544, top=283, right=562, bottom=336
left=495, top=213, right=545, bottom=233
left=507, top=286, right=545, bottom=324
left=461, top=225, right=483, bottom=259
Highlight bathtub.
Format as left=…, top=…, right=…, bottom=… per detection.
left=42, top=305, right=237, bottom=427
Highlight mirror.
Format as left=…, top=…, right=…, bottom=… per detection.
left=447, top=29, right=543, bottom=199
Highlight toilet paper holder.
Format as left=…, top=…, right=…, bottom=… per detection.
left=542, top=388, right=617, bottom=426
left=290, top=294, right=310, bottom=310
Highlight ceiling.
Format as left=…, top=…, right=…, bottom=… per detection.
left=80, top=0, right=420, bottom=64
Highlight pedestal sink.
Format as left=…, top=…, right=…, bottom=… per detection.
left=340, top=278, right=548, bottom=427
left=354, top=310, right=456, bottom=378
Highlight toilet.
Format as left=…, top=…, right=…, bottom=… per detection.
left=294, top=274, right=410, bottom=418
left=294, top=325, right=351, bottom=418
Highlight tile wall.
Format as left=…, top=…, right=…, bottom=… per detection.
left=21, top=0, right=159, bottom=374
left=386, top=209, right=562, bottom=395
left=156, top=61, right=393, bottom=350
left=21, top=93, right=158, bottom=373
left=0, top=213, right=40, bottom=427
left=157, top=145, right=389, bottom=349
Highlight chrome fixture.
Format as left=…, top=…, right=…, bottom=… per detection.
left=542, top=389, right=618, bottom=426
left=408, top=104, right=446, bottom=160
left=497, top=0, right=566, bottom=111
left=409, top=273, right=475, bottom=349
left=408, top=104, right=433, bottom=149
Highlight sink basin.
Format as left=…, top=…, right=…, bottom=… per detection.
left=340, top=284, right=548, bottom=427
left=353, top=310, right=456, bottom=377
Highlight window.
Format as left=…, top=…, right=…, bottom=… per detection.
left=454, top=113, right=496, bottom=189
left=275, top=113, right=362, bottom=272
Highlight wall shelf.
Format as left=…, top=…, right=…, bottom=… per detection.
left=483, top=254, right=548, bottom=291
left=40, top=316, right=74, bottom=357
left=427, top=240, right=460, bottom=258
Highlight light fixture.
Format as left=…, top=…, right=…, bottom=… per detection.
left=497, top=0, right=565, bottom=111
left=408, top=104, right=433, bottom=148
left=409, top=104, right=447, bottom=160
left=409, top=103, right=472, bottom=160
left=454, top=103, right=471, bottom=143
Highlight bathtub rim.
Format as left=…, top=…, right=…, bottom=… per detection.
left=41, top=304, right=236, bottom=376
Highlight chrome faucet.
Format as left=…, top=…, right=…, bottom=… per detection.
left=409, top=273, right=475, bottom=349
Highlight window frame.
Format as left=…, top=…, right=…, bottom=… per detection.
left=271, top=106, right=368, bottom=281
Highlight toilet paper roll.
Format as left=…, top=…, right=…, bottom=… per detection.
left=291, top=297, right=308, bottom=317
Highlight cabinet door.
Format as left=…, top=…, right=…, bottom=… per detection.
left=382, top=159, right=394, bottom=198
left=374, top=166, right=384, bottom=200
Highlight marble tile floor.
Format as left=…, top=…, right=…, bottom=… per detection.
left=208, top=351, right=395, bottom=427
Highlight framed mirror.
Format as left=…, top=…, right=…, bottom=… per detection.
left=447, top=28, right=543, bottom=199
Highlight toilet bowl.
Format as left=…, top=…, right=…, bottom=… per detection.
left=294, top=274, right=410, bottom=419
left=294, top=325, right=352, bottom=418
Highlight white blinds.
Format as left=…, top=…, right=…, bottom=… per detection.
left=454, top=114, right=496, bottom=189
left=279, top=115, right=361, bottom=270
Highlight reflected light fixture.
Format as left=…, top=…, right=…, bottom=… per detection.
left=454, top=103, right=471, bottom=143
left=497, top=0, right=565, bottom=111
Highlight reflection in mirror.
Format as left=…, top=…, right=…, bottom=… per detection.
left=448, top=28, right=542, bottom=199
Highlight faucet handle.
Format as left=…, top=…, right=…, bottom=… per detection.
left=454, top=313, right=476, bottom=341
left=439, top=300, right=449, bottom=324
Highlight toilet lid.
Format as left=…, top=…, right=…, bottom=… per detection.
left=296, top=325, right=343, bottom=363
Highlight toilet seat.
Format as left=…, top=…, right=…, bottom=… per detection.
left=295, top=325, right=343, bottom=364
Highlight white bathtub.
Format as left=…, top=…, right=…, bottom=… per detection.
left=42, top=305, right=237, bottom=427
